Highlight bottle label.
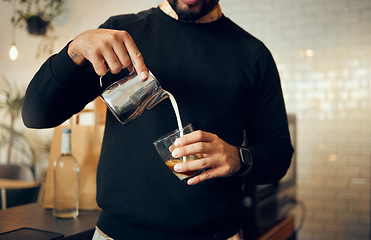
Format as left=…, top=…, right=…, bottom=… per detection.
left=61, top=129, right=72, bottom=154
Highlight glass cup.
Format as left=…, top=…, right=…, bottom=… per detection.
left=100, top=70, right=168, bottom=125
left=153, top=124, right=203, bottom=181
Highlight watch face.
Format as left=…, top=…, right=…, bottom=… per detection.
left=240, top=148, right=252, bottom=166
left=236, top=147, right=253, bottom=176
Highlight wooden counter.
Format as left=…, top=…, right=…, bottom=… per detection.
left=0, top=203, right=100, bottom=239
left=253, top=215, right=295, bottom=240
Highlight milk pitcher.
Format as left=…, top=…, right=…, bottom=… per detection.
left=100, top=70, right=168, bottom=125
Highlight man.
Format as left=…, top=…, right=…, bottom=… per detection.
left=22, top=0, right=294, bottom=239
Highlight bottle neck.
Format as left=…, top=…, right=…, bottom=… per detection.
left=61, top=132, right=72, bottom=154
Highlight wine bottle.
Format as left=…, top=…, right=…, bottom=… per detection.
left=53, top=128, right=79, bottom=218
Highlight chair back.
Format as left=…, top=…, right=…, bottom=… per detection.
left=0, top=164, right=34, bottom=181
left=0, top=183, right=41, bottom=210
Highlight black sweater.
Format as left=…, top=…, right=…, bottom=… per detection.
left=22, top=7, right=294, bottom=240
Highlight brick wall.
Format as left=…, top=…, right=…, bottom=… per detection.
left=222, top=0, right=371, bottom=239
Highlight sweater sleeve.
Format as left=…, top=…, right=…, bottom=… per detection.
left=22, top=43, right=102, bottom=129
left=21, top=16, right=129, bottom=129
left=244, top=45, right=294, bottom=184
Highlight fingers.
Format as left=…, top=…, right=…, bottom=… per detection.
left=107, top=35, right=132, bottom=74
left=120, top=31, right=148, bottom=79
left=173, top=158, right=215, bottom=185
left=170, top=130, right=215, bottom=154
left=171, top=142, right=210, bottom=159
left=102, top=31, right=147, bottom=79
left=174, top=158, right=233, bottom=185
left=89, top=55, right=109, bottom=77
left=175, top=157, right=213, bottom=173
left=187, top=169, right=218, bottom=185
left=169, top=130, right=241, bottom=185
left=171, top=130, right=220, bottom=159
left=71, top=29, right=148, bottom=79
left=175, top=130, right=215, bottom=147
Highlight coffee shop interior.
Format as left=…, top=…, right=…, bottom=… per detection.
left=0, top=0, right=370, bottom=239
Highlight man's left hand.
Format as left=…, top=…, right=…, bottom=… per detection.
left=169, top=130, right=241, bottom=185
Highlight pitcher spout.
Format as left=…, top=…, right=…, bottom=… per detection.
left=147, top=89, right=169, bottom=110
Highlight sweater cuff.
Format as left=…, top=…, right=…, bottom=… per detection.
left=50, top=41, right=87, bottom=85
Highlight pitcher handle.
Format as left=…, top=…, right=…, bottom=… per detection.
left=99, top=69, right=110, bottom=87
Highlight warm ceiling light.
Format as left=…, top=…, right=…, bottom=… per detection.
left=9, top=44, right=19, bottom=61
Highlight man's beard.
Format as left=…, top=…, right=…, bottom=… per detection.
left=168, top=0, right=219, bottom=22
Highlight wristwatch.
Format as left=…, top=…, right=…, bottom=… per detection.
left=235, top=146, right=253, bottom=177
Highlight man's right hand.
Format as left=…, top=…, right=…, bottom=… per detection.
left=67, top=29, right=148, bottom=80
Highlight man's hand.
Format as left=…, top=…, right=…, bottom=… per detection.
left=169, top=130, right=242, bottom=185
left=67, top=29, right=148, bottom=79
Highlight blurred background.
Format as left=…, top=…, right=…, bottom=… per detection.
left=0, top=0, right=370, bottom=239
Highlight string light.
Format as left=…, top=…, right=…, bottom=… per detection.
left=9, top=0, right=19, bottom=60
left=9, top=43, right=18, bottom=61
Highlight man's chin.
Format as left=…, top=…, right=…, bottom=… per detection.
left=168, top=0, right=218, bottom=22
